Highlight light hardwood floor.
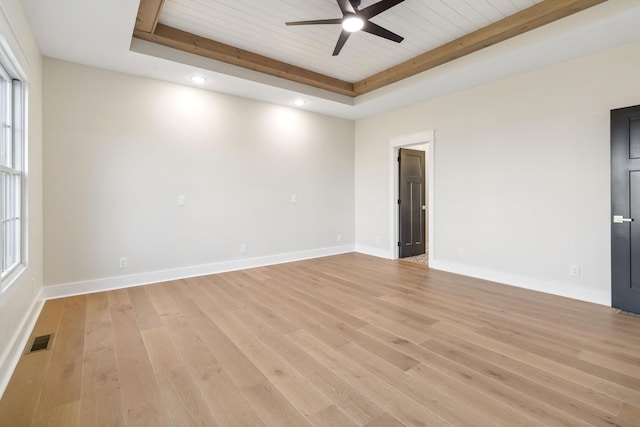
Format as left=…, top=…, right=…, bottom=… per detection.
left=1, top=253, right=640, bottom=426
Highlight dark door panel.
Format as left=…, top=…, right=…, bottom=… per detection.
left=632, top=171, right=640, bottom=290
left=399, top=148, right=425, bottom=258
left=611, top=104, right=640, bottom=314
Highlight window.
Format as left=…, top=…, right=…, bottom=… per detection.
left=0, top=58, right=24, bottom=287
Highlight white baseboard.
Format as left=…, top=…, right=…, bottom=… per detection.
left=0, top=288, right=45, bottom=399
left=43, top=245, right=356, bottom=300
left=355, top=244, right=392, bottom=259
left=429, top=259, right=610, bottom=306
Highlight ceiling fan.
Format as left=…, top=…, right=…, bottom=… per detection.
left=285, top=0, right=405, bottom=56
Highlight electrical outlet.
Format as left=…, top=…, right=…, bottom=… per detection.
left=119, top=257, right=128, bottom=269
left=337, top=233, right=342, bottom=242
left=178, top=195, right=186, bottom=206
left=290, top=194, right=297, bottom=204
left=240, top=244, right=247, bottom=255
left=570, top=264, right=580, bottom=277
left=458, top=248, right=465, bottom=257
left=375, top=235, right=380, bottom=244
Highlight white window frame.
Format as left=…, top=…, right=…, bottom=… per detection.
left=0, top=44, right=26, bottom=293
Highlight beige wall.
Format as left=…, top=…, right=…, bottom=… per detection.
left=355, top=39, right=640, bottom=305
left=43, top=59, right=355, bottom=288
left=0, top=0, right=43, bottom=391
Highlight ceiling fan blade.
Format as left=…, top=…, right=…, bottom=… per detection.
left=336, top=0, right=356, bottom=15
left=362, top=21, right=404, bottom=43
left=360, top=0, right=405, bottom=19
left=286, top=18, right=343, bottom=26
left=332, top=30, right=351, bottom=56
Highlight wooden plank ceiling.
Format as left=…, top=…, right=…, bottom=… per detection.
left=132, top=0, right=607, bottom=97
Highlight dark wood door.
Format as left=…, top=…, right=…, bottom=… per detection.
left=611, top=104, right=640, bottom=314
left=399, top=148, right=425, bottom=258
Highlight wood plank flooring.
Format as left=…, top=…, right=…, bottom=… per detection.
left=1, top=253, right=640, bottom=426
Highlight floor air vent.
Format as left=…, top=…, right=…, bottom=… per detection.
left=26, top=334, right=54, bottom=354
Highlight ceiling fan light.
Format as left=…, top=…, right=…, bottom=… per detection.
left=342, top=16, right=364, bottom=32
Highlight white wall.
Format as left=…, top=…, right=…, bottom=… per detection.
left=43, top=59, right=355, bottom=291
left=0, top=0, right=43, bottom=395
left=355, top=39, right=640, bottom=305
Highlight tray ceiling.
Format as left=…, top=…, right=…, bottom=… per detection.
left=133, top=0, right=606, bottom=96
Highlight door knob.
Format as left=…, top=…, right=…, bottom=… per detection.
left=422, top=205, right=427, bottom=211
left=613, top=215, right=633, bottom=223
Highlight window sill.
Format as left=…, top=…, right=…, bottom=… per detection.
left=0, top=264, right=27, bottom=294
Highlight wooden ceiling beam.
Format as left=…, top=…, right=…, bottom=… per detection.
left=353, top=0, right=608, bottom=95
left=135, top=0, right=166, bottom=33
left=133, top=24, right=357, bottom=97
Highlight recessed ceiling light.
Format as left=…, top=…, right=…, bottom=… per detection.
left=191, top=75, right=207, bottom=84
left=294, top=99, right=306, bottom=107
left=342, top=16, right=364, bottom=32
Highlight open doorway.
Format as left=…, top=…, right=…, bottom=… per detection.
left=389, top=131, right=434, bottom=263
left=398, top=147, right=426, bottom=258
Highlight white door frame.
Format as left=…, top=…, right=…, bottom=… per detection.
left=389, top=131, right=435, bottom=262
